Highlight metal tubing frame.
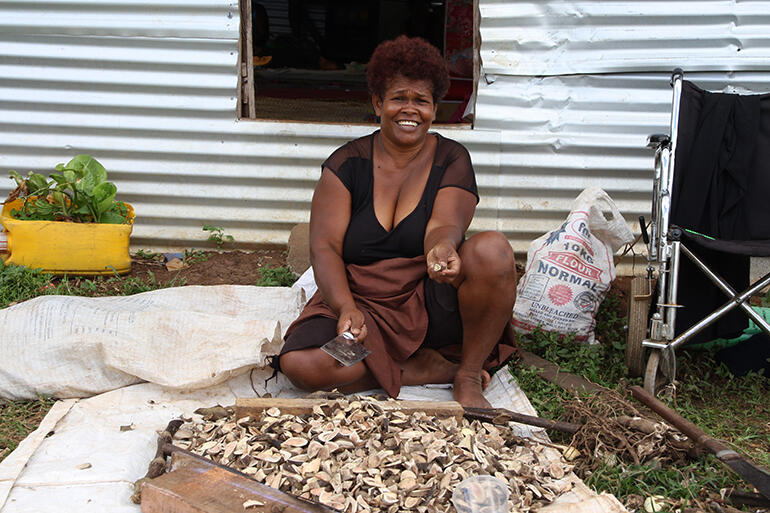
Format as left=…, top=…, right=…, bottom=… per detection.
left=648, top=146, right=666, bottom=262
left=644, top=243, right=770, bottom=351
left=645, top=71, right=684, bottom=346
left=657, top=72, right=683, bottom=267
left=665, top=240, right=682, bottom=339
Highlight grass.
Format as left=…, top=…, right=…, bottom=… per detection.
left=584, top=457, right=736, bottom=507
left=510, top=291, right=770, bottom=509
left=0, top=260, right=56, bottom=308
left=0, top=397, right=55, bottom=462
left=0, top=260, right=187, bottom=309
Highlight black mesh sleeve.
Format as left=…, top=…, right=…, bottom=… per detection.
left=320, top=136, right=372, bottom=193
left=437, top=139, right=479, bottom=203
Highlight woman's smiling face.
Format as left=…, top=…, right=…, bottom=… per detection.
left=373, top=75, right=437, bottom=147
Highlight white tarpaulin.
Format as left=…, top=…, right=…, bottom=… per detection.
left=0, top=285, right=626, bottom=512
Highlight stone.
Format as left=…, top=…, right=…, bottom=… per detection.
left=287, top=223, right=310, bottom=275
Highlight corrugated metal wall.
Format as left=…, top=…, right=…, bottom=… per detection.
left=1, top=0, right=769, bottom=263
left=475, top=0, right=770, bottom=266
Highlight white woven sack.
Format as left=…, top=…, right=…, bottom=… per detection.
left=0, top=285, right=303, bottom=400
left=512, top=187, right=634, bottom=343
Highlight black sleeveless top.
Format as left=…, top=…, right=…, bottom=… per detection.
left=322, top=131, right=479, bottom=265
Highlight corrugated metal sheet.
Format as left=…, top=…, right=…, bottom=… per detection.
left=1, top=0, right=238, bottom=38
left=1, top=0, right=769, bottom=265
left=479, top=1, right=770, bottom=75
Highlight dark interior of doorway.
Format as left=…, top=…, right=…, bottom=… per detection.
left=241, top=0, right=474, bottom=124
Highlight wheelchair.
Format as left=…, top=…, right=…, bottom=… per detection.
left=626, top=69, right=770, bottom=394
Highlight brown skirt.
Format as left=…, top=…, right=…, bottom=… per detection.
left=280, top=256, right=516, bottom=397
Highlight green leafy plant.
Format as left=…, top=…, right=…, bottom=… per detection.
left=183, top=249, right=209, bottom=265
left=203, top=224, right=234, bottom=250
left=257, top=266, right=297, bottom=286
left=7, top=155, right=129, bottom=224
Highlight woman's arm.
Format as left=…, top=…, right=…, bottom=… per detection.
left=424, top=187, right=476, bottom=283
left=309, top=168, right=368, bottom=340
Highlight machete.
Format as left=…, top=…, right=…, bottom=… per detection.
left=631, top=386, right=770, bottom=500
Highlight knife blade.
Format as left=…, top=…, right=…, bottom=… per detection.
left=320, top=331, right=371, bottom=366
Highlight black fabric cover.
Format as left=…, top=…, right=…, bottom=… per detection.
left=670, top=81, right=770, bottom=343
left=716, top=333, right=770, bottom=377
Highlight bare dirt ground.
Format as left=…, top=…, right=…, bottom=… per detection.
left=125, top=249, right=634, bottom=298
left=128, top=247, right=288, bottom=287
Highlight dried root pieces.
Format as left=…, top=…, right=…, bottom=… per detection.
left=562, top=387, right=695, bottom=473
left=174, top=395, right=577, bottom=513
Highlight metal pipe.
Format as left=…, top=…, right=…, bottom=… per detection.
left=631, top=385, right=770, bottom=499
left=665, top=240, right=682, bottom=339
left=657, top=73, right=683, bottom=267
left=652, top=73, right=683, bottom=331
left=679, top=244, right=770, bottom=333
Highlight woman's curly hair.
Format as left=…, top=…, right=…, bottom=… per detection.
left=367, top=35, right=450, bottom=103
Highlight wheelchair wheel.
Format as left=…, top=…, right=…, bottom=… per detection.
left=626, top=276, right=651, bottom=377
left=644, top=350, right=667, bottom=394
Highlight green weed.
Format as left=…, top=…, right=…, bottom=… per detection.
left=257, top=266, right=297, bottom=287
left=203, top=224, right=234, bottom=250
left=183, top=249, right=208, bottom=265
left=512, top=364, right=569, bottom=424
left=513, top=327, right=629, bottom=386
left=135, top=249, right=163, bottom=261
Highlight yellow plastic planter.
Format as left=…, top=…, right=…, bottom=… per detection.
left=1, top=199, right=135, bottom=275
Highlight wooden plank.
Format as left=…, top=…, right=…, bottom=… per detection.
left=236, top=0, right=245, bottom=119
left=519, top=350, right=605, bottom=394
left=141, top=452, right=336, bottom=513
left=243, top=0, right=256, bottom=119
left=234, top=398, right=464, bottom=421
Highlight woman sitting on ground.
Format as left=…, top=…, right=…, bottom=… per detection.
left=276, top=35, right=518, bottom=409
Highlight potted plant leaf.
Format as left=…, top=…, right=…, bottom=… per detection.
left=1, top=155, right=135, bottom=275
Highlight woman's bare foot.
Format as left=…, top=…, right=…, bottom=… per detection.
left=481, top=369, right=491, bottom=390
left=402, top=348, right=459, bottom=386
left=453, top=370, right=492, bottom=409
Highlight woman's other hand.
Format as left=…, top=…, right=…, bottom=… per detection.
left=424, top=187, right=476, bottom=285
left=427, top=241, right=460, bottom=283
left=337, top=305, right=368, bottom=342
